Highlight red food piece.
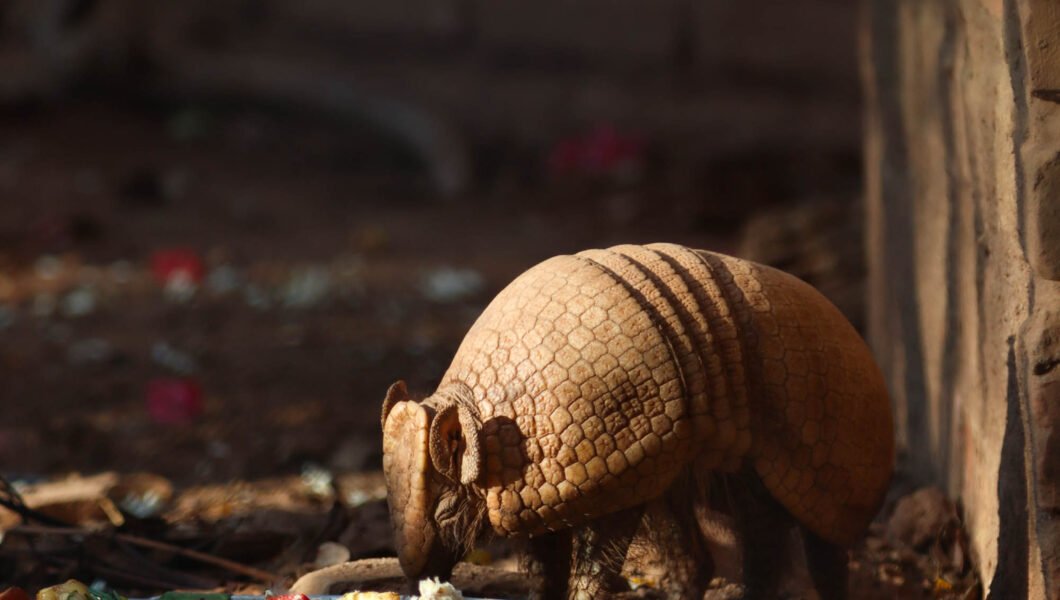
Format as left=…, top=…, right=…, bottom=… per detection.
left=0, top=588, right=31, bottom=600
left=146, top=378, right=204, bottom=425
left=151, top=248, right=205, bottom=284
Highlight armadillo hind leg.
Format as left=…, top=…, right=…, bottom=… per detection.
left=714, top=472, right=795, bottom=599
left=693, top=472, right=743, bottom=585
left=567, top=506, right=643, bottom=600
left=522, top=530, right=573, bottom=600
left=802, top=529, right=848, bottom=600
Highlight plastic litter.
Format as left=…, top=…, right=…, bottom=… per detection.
left=107, top=473, right=174, bottom=519
left=300, top=463, right=334, bottom=498
left=150, top=341, right=198, bottom=375
left=0, top=305, right=16, bottom=330
left=280, top=268, right=332, bottom=309
left=61, top=287, right=97, bottom=317
left=420, top=268, right=483, bottom=303
left=206, top=265, right=242, bottom=295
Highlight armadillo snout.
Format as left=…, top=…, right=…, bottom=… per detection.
left=408, top=542, right=460, bottom=582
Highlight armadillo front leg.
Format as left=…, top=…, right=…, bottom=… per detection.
left=652, top=513, right=713, bottom=599
left=523, top=531, right=572, bottom=599
left=568, top=506, right=643, bottom=600
left=644, top=490, right=713, bottom=599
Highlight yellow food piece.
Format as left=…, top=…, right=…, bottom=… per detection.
left=37, top=581, right=91, bottom=600
left=338, top=592, right=400, bottom=600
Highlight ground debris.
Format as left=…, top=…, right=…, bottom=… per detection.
left=0, top=470, right=981, bottom=599
left=852, top=485, right=980, bottom=600
left=0, top=92, right=965, bottom=599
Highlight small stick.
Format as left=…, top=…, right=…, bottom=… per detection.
left=0, top=481, right=73, bottom=527
left=111, top=537, right=221, bottom=589
left=114, top=533, right=278, bottom=583
left=290, top=558, right=404, bottom=594
left=290, top=558, right=529, bottom=597
left=92, top=563, right=205, bottom=591
left=9, top=525, right=277, bottom=583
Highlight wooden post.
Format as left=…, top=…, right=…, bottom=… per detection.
left=863, top=0, right=1060, bottom=596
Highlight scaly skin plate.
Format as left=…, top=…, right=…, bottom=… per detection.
left=435, top=244, right=892, bottom=546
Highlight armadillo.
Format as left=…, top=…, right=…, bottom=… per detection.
left=381, top=243, right=894, bottom=599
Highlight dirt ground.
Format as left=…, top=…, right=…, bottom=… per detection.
left=0, top=96, right=978, bottom=598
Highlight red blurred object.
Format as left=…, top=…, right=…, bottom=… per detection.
left=146, top=378, right=204, bottom=425
left=151, top=248, right=205, bottom=284
left=547, top=125, right=645, bottom=178
left=266, top=595, right=309, bottom=600
left=0, top=588, right=31, bottom=600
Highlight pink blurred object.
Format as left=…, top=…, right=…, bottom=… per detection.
left=146, top=378, right=204, bottom=425
left=547, top=125, right=645, bottom=178
left=151, top=248, right=205, bottom=285
left=266, top=595, right=310, bottom=600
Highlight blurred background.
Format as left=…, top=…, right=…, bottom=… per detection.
left=0, top=2, right=983, bottom=597
left=0, top=0, right=863, bottom=486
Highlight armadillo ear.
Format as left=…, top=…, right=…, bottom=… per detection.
left=457, top=406, right=482, bottom=485
left=381, top=380, right=409, bottom=432
left=429, top=403, right=482, bottom=485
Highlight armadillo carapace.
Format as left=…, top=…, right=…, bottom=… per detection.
left=381, top=243, right=894, bottom=594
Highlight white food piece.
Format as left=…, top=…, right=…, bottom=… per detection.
left=417, top=577, right=465, bottom=600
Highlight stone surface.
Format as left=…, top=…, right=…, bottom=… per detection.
left=863, top=0, right=1060, bottom=595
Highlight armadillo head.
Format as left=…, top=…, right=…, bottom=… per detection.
left=380, top=380, right=487, bottom=582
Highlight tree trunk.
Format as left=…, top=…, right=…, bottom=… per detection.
left=863, top=0, right=1060, bottom=596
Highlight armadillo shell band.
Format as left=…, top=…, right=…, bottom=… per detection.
left=432, top=244, right=893, bottom=543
